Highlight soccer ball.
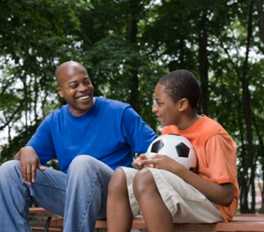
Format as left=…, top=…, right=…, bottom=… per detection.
left=146, top=134, right=197, bottom=170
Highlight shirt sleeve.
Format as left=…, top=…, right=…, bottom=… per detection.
left=26, top=114, right=56, bottom=165
left=205, top=134, right=237, bottom=185
left=121, top=106, right=156, bottom=153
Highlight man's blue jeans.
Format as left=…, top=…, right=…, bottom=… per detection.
left=0, top=155, right=113, bottom=232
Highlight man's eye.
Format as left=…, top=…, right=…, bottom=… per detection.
left=83, top=79, right=91, bottom=85
left=69, top=83, right=78, bottom=89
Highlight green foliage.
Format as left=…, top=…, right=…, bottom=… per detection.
left=1, top=0, right=264, bottom=212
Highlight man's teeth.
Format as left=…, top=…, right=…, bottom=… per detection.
left=78, top=96, right=90, bottom=101
left=78, top=96, right=91, bottom=102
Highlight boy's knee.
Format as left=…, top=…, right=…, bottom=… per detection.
left=108, top=168, right=127, bottom=195
left=133, top=169, right=156, bottom=199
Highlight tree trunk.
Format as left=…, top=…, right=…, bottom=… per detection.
left=33, top=75, right=39, bottom=122
left=198, top=10, right=209, bottom=115
left=239, top=0, right=255, bottom=213
left=253, top=115, right=264, bottom=212
left=256, top=0, right=264, bottom=44
left=127, top=0, right=141, bottom=112
left=238, top=105, right=250, bottom=212
left=239, top=144, right=250, bottom=213
left=22, top=76, right=29, bottom=134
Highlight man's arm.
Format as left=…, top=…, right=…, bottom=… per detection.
left=16, top=114, right=55, bottom=183
left=26, top=114, right=56, bottom=165
left=15, top=146, right=40, bottom=184
left=121, top=106, right=156, bottom=153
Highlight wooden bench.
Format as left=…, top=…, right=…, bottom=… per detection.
left=29, top=207, right=264, bottom=232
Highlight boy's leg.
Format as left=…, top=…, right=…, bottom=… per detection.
left=63, top=155, right=113, bottom=232
left=107, top=169, right=133, bottom=232
left=133, top=168, right=223, bottom=231
left=147, top=168, right=223, bottom=223
left=133, top=169, right=175, bottom=232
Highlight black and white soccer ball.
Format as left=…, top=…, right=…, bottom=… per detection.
left=146, top=134, right=197, bottom=170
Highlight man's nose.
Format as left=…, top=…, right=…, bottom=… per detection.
left=78, top=83, right=89, bottom=91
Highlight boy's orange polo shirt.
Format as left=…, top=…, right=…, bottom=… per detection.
left=162, top=116, right=239, bottom=222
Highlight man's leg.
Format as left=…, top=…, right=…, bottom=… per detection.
left=30, top=166, right=66, bottom=216
left=0, top=160, right=32, bottom=232
left=107, top=169, right=133, bottom=232
left=0, top=160, right=67, bottom=232
left=64, top=155, right=113, bottom=232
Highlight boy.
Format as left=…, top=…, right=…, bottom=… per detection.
left=107, top=70, right=239, bottom=232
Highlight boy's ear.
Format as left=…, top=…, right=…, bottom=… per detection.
left=177, top=98, right=189, bottom=112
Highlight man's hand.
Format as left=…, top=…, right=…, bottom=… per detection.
left=17, top=147, right=40, bottom=184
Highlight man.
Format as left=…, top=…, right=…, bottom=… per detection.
left=0, top=61, right=156, bottom=232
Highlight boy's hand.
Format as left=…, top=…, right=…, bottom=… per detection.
left=133, top=154, right=147, bottom=169
left=133, top=154, right=148, bottom=169
left=141, top=154, right=186, bottom=174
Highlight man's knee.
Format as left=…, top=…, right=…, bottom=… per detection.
left=67, top=155, right=112, bottom=187
left=0, top=160, right=21, bottom=182
left=68, top=155, right=96, bottom=174
left=133, top=169, right=157, bottom=200
left=108, top=168, right=127, bottom=196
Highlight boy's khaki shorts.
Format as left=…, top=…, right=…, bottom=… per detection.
left=121, top=167, right=223, bottom=223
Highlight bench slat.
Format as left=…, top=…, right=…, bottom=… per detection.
left=29, top=208, right=264, bottom=232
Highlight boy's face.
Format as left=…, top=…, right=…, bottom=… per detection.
left=152, top=83, right=182, bottom=126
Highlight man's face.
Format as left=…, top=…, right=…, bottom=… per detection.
left=152, top=83, right=181, bottom=126
left=57, top=63, right=94, bottom=116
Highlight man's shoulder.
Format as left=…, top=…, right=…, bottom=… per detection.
left=97, top=97, right=130, bottom=110
left=42, top=105, right=67, bottom=123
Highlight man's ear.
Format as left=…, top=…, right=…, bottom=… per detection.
left=58, top=87, right=64, bottom=98
left=177, top=98, right=189, bottom=112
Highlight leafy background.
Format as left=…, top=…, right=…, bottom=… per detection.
left=0, top=0, right=264, bottom=213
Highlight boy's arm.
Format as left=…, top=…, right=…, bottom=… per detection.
left=142, top=134, right=237, bottom=206
left=142, top=155, right=234, bottom=206
left=177, top=164, right=235, bottom=206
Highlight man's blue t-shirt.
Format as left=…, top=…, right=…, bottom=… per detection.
left=27, top=97, right=156, bottom=172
